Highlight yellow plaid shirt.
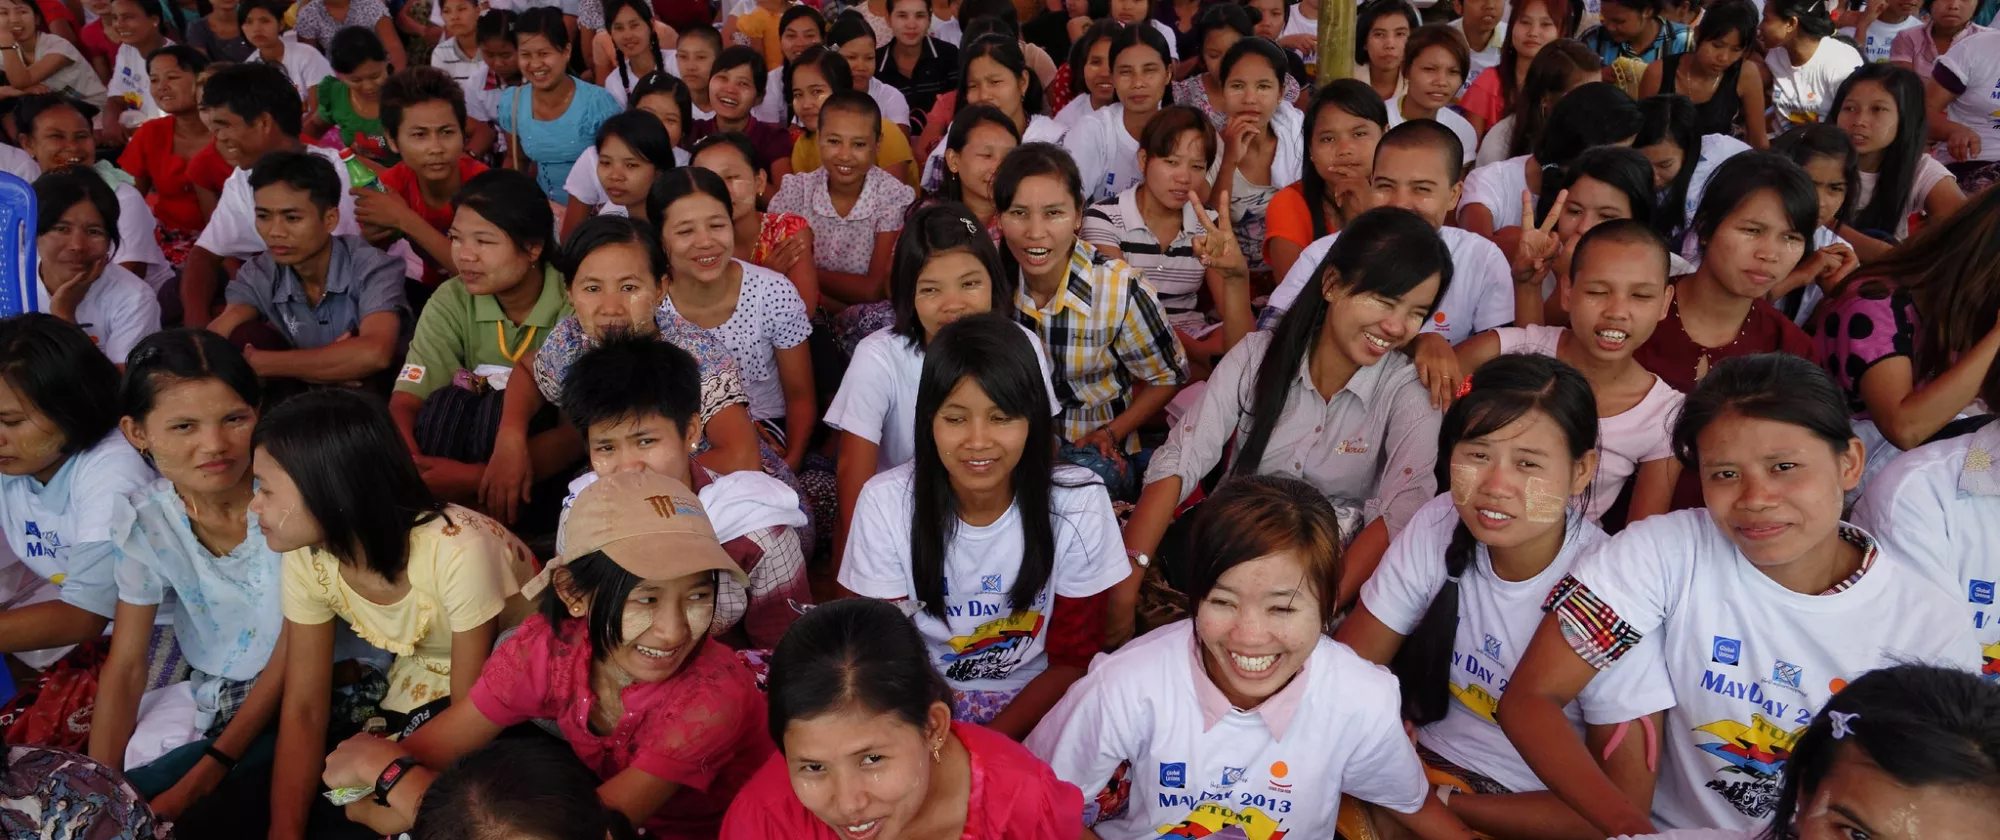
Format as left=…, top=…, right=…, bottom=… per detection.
left=1013, top=240, right=1189, bottom=453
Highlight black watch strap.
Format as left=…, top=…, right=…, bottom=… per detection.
left=374, top=756, right=421, bottom=807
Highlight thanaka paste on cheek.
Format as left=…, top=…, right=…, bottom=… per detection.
left=1524, top=476, right=1566, bottom=523
left=621, top=604, right=655, bottom=645
left=1449, top=463, right=1478, bottom=504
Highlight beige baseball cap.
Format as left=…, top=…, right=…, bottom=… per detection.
left=523, top=471, right=747, bottom=598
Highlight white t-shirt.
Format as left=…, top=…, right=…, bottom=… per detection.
left=1680, top=133, right=1753, bottom=228
left=1052, top=94, right=1099, bottom=133
left=1475, top=114, right=1519, bottom=168
left=111, top=181, right=175, bottom=290
left=1150, top=19, right=1181, bottom=61
left=1855, top=154, right=1954, bottom=240
left=1026, top=621, right=1430, bottom=840
left=196, top=145, right=360, bottom=258
left=0, top=143, right=35, bottom=184
left=1460, top=154, right=1532, bottom=230
left=1765, top=38, right=1864, bottom=128
left=1838, top=15, right=1923, bottom=63
left=1936, top=31, right=2000, bottom=163
left=433, top=42, right=499, bottom=123
left=1387, top=94, right=1479, bottom=165
left=106, top=44, right=163, bottom=125
left=0, top=432, right=155, bottom=619
left=1268, top=226, right=1511, bottom=344
left=1362, top=495, right=1672, bottom=793
left=1562, top=510, right=1980, bottom=830
left=1853, top=420, right=2000, bottom=677
left=33, top=35, right=105, bottom=109
left=247, top=37, right=336, bottom=100
left=840, top=462, right=1128, bottom=695
left=603, top=47, right=676, bottom=108
left=1494, top=325, right=1684, bottom=522
left=1450, top=21, right=1503, bottom=98
left=1070, top=103, right=1146, bottom=204
left=824, top=324, right=1060, bottom=473
left=870, top=78, right=911, bottom=126
left=33, top=263, right=160, bottom=363
left=656, top=260, right=812, bottom=421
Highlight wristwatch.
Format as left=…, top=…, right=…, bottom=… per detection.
left=1125, top=548, right=1151, bottom=569
left=374, top=755, right=421, bottom=807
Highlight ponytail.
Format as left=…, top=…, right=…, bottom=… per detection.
left=1388, top=524, right=1477, bottom=724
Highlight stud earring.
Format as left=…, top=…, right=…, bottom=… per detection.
left=930, top=740, right=942, bottom=763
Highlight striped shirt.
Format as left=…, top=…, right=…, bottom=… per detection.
left=1012, top=240, right=1189, bottom=453
left=1080, top=187, right=1208, bottom=330
left=876, top=37, right=959, bottom=126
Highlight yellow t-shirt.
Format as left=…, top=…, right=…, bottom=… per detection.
left=792, top=120, right=919, bottom=188
left=734, top=6, right=786, bottom=71
left=280, top=505, right=538, bottom=712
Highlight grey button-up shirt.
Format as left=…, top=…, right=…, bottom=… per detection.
left=225, top=235, right=408, bottom=350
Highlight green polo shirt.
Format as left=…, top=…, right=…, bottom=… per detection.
left=394, top=264, right=573, bottom=400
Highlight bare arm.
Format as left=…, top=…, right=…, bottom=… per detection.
left=698, top=404, right=766, bottom=475
left=559, top=196, right=595, bottom=243
left=1458, top=203, right=1498, bottom=240
left=984, top=663, right=1085, bottom=739
left=775, top=343, right=815, bottom=471
left=1637, top=59, right=1663, bottom=98
left=87, top=601, right=161, bottom=771
left=1739, top=62, right=1769, bottom=149
left=153, top=624, right=292, bottom=819
left=205, top=302, right=261, bottom=340
left=0, top=600, right=109, bottom=653
left=449, top=619, right=499, bottom=702
left=1451, top=330, right=1503, bottom=378
left=0, top=43, right=73, bottom=88
left=1496, top=616, right=1657, bottom=837
left=1337, top=518, right=1389, bottom=611
left=183, top=247, right=228, bottom=327
left=479, top=352, right=546, bottom=523
left=269, top=619, right=335, bottom=840
left=818, top=229, right=900, bottom=305
left=247, top=310, right=403, bottom=383
left=1857, top=329, right=2000, bottom=451
left=1111, top=474, right=1183, bottom=647
left=1330, top=602, right=1405, bottom=665
left=374, top=17, right=409, bottom=74
left=597, top=769, right=686, bottom=829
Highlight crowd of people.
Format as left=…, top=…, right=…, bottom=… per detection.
left=0, top=0, right=1997, bottom=835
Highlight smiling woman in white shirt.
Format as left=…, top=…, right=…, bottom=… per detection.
left=1337, top=354, right=1672, bottom=840
left=840, top=314, right=1127, bottom=738
left=1117, top=207, right=1451, bottom=641
left=31, top=169, right=162, bottom=365
left=1500, top=353, right=1982, bottom=838
left=1028, top=474, right=1476, bottom=840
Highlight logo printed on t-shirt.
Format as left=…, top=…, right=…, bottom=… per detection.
left=1159, top=762, right=1186, bottom=789
left=1695, top=714, right=1803, bottom=819
left=1481, top=634, right=1502, bottom=661
left=980, top=574, right=1003, bottom=593
left=1972, top=580, right=1995, bottom=605
left=1771, top=660, right=1804, bottom=689
left=1218, top=766, right=1246, bottom=787
left=1712, top=636, right=1741, bottom=665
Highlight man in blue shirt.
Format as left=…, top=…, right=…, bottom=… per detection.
left=1581, top=0, right=1693, bottom=63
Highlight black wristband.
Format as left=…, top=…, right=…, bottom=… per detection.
left=202, top=745, right=238, bottom=770
left=374, top=756, right=421, bottom=807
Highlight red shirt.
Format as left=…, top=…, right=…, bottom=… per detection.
left=379, top=156, right=489, bottom=285
left=719, top=722, right=1086, bottom=840
left=187, top=141, right=233, bottom=195
left=79, top=19, right=115, bottom=64
left=1635, top=295, right=1813, bottom=510
left=120, top=117, right=204, bottom=232
left=468, top=615, right=774, bottom=839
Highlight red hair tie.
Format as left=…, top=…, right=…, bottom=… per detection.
left=1454, top=376, right=1474, bottom=399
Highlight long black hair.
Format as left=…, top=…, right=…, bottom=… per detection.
left=1067, top=20, right=1126, bottom=106
left=1766, top=0, right=1837, bottom=40
left=1505, top=40, right=1601, bottom=160
left=604, top=0, right=665, bottom=92
left=784, top=45, right=852, bottom=130
left=910, top=314, right=1066, bottom=621
left=1535, top=145, right=1657, bottom=229
left=1762, top=664, right=2000, bottom=840
left=937, top=104, right=1020, bottom=204
left=1236, top=208, right=1453, bottom=474
left=1298, top=80, right=1389, bottom=240
left=1830, top=63, right=1927, bottom=238
left=1687, top=151, right=1820, bottom=257
left=0, top=313, right=121, bottom=457
left=253, top=390, right=445, bottom=579
left=891, top=203, right=1011, bottom=347
left=593, top=110, right=680, bottom=193
left=1532, top=82, right=1643, bottom=176
left=1637, top=94, right=1701, bottom=239
left=765, top=597, right=952, bottom=749
left=1390, top=353, right=1598, bottom=725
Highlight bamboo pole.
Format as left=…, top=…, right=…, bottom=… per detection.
left=1316, top=0, right=1355, bottom=86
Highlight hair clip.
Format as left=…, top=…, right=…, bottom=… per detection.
left=1829, top=710, right=1859, bottom=740
left=1454, top=376, right=1474, bottom=399
left=961, top=218, right=980, bottom=236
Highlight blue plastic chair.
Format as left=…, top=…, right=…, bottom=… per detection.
left=0, top=171, right=36, bottom=317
